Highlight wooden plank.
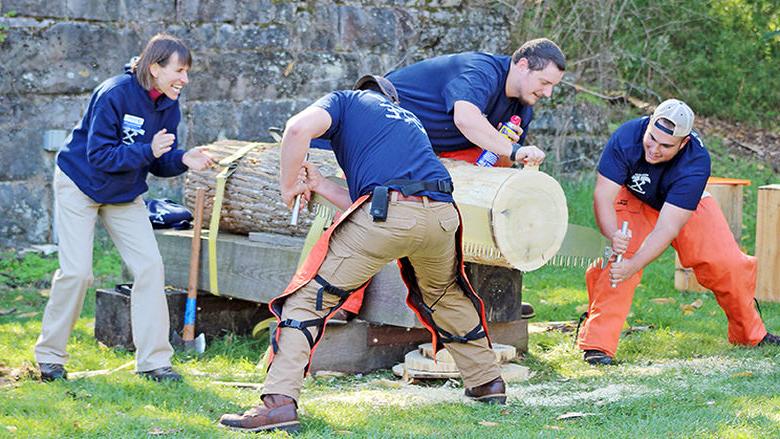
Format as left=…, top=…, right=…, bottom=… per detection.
left=488, top=319, right=529, bottom=353
left=95, top=287, right=271, bottom=349
left=359, top=263, right=524, bottom=328
left=756, top=184, right=780, bottom=302
left=360, top=263, right=418, bottom=327
left=159, top=230, right=524, bottom=327
left=270, top=318, right=528, bottom=373
left=271, top=320, right=430, bottom=373
left=156, top=229, right=303, bottom=303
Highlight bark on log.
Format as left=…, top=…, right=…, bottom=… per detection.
left=183, top=140, right=341, bottom=237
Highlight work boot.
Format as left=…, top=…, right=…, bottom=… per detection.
left=137, top=366, right=182, bottom=382
left=38, top=363, right=67, bottom=381
left=759, top=333, right=780, bottom=346
left=219, top=394, right=300, bottom=433
left=521, top=302, right=535, bottom=319
left=583, top=349, right=613, bottom=365
left=464, top=376, right=507, bottom=404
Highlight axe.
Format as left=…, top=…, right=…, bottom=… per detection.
left=175, top=187, right=207, bottom=354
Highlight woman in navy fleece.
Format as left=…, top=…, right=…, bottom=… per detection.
left=34, top=33, right=213, bottom=382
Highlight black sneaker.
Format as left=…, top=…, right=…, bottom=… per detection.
left=39, top=363, right=67, bottom=381
left=583, top=350, right=613, bottom=365
left=759, top=333, right=780, bottom=346
left=137, top=366, right=182, bottom=382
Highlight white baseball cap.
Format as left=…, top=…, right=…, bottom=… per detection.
left=650, top=99, right=695, bottom=137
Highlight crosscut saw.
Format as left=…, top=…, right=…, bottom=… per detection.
left=301, top=182, right=607, bottom=271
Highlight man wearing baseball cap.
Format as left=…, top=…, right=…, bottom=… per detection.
left=576, top=98, right=780, bottom=365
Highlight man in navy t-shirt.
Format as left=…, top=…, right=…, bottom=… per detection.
left=385, top=38, right=565, bottom=166
left=577, top=99, right=779, bottom=366
left=219, top=76, right=506, bottom=434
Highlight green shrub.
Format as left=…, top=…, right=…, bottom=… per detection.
left=512, top=0, right=780, bottom=125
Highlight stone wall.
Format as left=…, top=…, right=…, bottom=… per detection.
left=0, top=0, right=610, bottom=246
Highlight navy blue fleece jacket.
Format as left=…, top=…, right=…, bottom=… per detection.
left=57, top=69, right=188, bottom=204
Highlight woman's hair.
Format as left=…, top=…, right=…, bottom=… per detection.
left=131, top=33, right=192, bottom=90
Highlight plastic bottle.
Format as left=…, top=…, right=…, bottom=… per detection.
left=475, top=115, right=523, bottom=167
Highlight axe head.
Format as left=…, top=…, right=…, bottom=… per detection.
left=171, top=331, right=207, bottom=355
left=184, top=333, right=207, bottom=355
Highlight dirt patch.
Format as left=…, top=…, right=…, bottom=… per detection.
left=697, top=116, right=780, bottom=172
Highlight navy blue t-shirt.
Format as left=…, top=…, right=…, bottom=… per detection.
left=385, top=52, right=533, bottom=152
left=598, top=117, right=711, bottom=211
left=313, top=90, right=454, bottom=203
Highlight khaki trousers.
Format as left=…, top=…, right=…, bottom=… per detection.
left=263, top=199, right=501, bottom=401
left=34, top=167, right=173, bottom=372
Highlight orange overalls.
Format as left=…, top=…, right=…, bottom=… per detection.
left=578, top=187, right=767, bottom=357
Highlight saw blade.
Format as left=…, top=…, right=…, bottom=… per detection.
left=546, top=224, right=608, bottom=268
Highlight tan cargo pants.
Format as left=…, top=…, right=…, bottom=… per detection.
left=34, top=166, right=173, bottom=372
left=263, top=197, right=501, bottom=401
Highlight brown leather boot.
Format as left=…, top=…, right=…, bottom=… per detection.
left=218, top=394, right=300, bottom=433
left=464, top=376, right=507, bottom=404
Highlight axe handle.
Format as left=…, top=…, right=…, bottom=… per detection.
left=268, top=127, right=307, bottom=226
left=183, top=188, right=206, bottom=341
left=290, top=152, right=311, bottom=226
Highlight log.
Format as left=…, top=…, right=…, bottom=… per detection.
left=183, top=140, right=341, bottom=237
left=756, top=184, right=780, bottom=302
left=185, top=140, right=569, bottom=272
left=443, top=159, right=568, bottom=271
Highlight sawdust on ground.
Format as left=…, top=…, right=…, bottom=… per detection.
left=304, top=356, right=774, bottom=409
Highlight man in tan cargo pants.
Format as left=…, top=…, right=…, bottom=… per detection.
left=218, top=76, right=506, bottom=434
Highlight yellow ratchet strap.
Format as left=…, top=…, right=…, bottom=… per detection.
left=208, top=143, right=262, bottom=295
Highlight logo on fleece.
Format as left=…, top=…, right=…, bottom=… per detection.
left=629, top=173, right=651, bottom=194
left=122, top=114, right=145, bottom=145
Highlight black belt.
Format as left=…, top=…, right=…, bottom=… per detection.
left=369, top=178, right=453, bottom=221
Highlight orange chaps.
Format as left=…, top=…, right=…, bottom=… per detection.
left=578, top=188, right=766, bottom=357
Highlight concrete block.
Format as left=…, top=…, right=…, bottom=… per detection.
left=43, top=129, right=68, bottom=152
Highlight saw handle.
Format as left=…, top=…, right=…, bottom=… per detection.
left=183, top=188, right=206, bottom=341
left=611, top=220, right=630, bottom=288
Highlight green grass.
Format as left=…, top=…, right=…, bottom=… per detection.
left=2, top=137, right=779, bottom=437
